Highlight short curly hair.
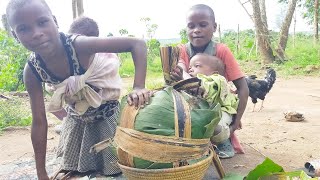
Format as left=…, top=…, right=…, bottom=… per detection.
left=68, top=16, right=99, bottom=37
left=189, top=4, right=215, bottom=24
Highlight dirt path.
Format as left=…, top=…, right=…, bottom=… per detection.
left=238, top=76, right=320, bottom=171
left=0, top=76, right=319, bottom=179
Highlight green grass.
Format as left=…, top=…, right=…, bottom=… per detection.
left=236, top=37, right=320, bottom=78
left=146, top=76, right=165, bottom=90
left=1, top=35, right=319, bottom=131
left=0, top=98, right=32, bottom=132
left=277, top=40, right=320, bottom=77
left=119, top=56, right=163, bottom=79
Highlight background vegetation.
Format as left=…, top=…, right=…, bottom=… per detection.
left=0, top=23, right=319, bottom=130
left=0, top=97, right=32, bottom=131
left=0, top=30, right=29, bottom=91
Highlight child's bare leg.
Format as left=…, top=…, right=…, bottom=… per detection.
left=213, top=125, right=222, bottom=136
left=211, top=112, right=235, bottom=159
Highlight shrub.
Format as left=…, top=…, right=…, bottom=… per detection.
left=0, top=30, right=30, bottom=91
left=0, top=98, right=32, bottom=131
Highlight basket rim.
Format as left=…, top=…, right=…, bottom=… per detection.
left=117, top=149, right=213, bottom=173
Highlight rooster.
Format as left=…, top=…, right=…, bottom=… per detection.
left=245, top=68, right=276, bottom=112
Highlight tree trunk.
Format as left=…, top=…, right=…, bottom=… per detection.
left=314, top=0, right=319, bottom=44
left=236, top=24, right=240, bottom=54
left=1, top=14, right=12, bottom=37
left=72, top=0, right=77, bottom=19
left=259, top=0, right=269, bottom=32
left=293, top=11, right=296, bottom=48
left=276, top=0, right=298, bottom=60
left=218, top=24, right=221, bottom=43
left=72, top=0, right=84, bottom=19
left=77, top=0, right=84, bottom=17
left=252, top=0, right=275, bottom=65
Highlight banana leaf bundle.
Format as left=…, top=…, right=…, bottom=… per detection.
left=160, top=46, right=180, bottom=85
left=116, top=86, right=222, bottom=169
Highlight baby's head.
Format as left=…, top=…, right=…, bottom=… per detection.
left=6, top=0, right=60, bottom=54
left=189, top=53, right=225, bottom=77
left=68, top=16, right=99, bottom=37
left=186, top=4, right=217, bottom=50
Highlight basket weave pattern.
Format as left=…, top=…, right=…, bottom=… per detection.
left=118, top=149, right=213, bottom=180
left=116, top=89, right=214, bottom=180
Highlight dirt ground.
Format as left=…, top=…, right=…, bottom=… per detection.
left=0, top=76, right=320, bottom=179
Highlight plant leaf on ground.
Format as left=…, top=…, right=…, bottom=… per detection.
left=246, top=158, right=284, bottom=180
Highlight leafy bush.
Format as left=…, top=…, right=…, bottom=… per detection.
left=147, top=39, right=161, bottom=62
left=179, top=28, right=188, bottom=44
left=0, top=98, right=32, bottom=131
left=221, top=29, right=258, bottom=61
left=0, top=30, right=30, bottom=91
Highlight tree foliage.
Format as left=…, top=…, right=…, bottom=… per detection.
left=119, top=29, right=129, bottom=36
left=301, top=0, right=320, bottom=25
left=140, top=17, right=158, bottom=39
left=0, top=30, right=30, bottom=91
left=279, top=0, right=320, bottom=25
left=139, top=17, right=160, bottom=62
left=146, top=39, right=160, bottom=62
left=179, top=28, right=188, bottom=43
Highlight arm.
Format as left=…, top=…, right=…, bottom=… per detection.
left=24, top=64, right=49, bottom=180
left=127, top=39, right=150, bottom=107
left=231, top=77, right=249, bottom=133
left=73, top=36, right=149, bottom=107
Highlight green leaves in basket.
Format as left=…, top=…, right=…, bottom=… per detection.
left=134, top=88, right=175, bottom=136
left=119, top=86, right=222, bottom=169
left=120, top=87, right=221, bottom=139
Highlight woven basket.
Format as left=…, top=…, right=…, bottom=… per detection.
left=115, top=86, right=217, bottom=180
left=118, top=149, right=214, bottom=180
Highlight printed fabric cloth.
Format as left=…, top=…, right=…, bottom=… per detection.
left=197, top=73, right=239, bottom=114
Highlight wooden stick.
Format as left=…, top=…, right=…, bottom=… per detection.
left=244, top=143, right=266, bottom=158
left=0, top=94, right=10, bottom=100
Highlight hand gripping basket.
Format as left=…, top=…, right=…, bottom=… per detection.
left=114, top=86, right=225, bottom=180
